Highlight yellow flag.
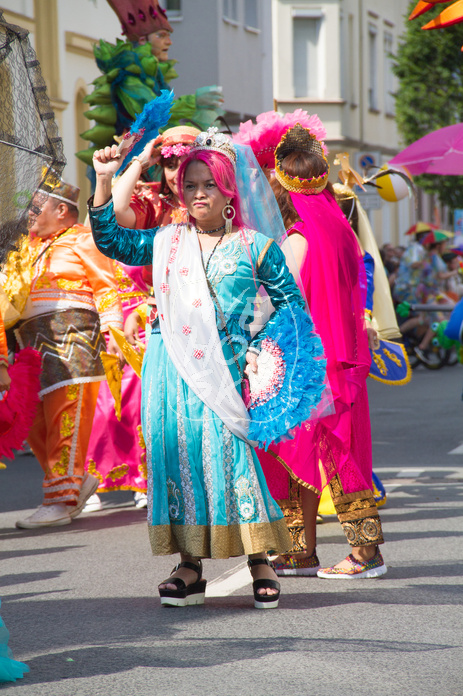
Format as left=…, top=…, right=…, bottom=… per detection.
left=108, top=326, right=145, bottom=379
left=100, top=351, right=122, bottom=421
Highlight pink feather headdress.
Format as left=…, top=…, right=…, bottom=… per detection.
left=0, top=348, right=41, bottom=459
left=233, top=109, right=328, bottom=169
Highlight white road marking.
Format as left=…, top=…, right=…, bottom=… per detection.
left=375, top=466, right=463, bottom=474
left=448, top=443, right=463, bottom=455
left=447, top=470, right=463, bottom=478
left=396, top=468, right=425, bottom=478
left=207, top=561, right=250, bottom=597
left=383, top=484, right=400, bottom=493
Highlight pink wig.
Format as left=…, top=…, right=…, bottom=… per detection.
left=177, top=149, right=244, bottom=228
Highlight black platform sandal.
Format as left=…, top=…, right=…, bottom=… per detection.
left=247, top=557, right=281, bottom=609
left=158, top=560, right=206, bottom=607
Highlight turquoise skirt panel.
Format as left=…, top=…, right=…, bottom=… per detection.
left=141, top=332, right=291, bottom=559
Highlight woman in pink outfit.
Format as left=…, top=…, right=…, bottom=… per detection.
left=236, top=116, right=386, bottom=579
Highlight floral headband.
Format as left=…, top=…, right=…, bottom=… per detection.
left=161, top=144, right=191, bottom=159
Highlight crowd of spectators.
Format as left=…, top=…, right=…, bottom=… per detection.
left=379, top=228, right=461, bottom=365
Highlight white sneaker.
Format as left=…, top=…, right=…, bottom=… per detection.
left=69, top=474, right=100, bottom=518
left=133, top=492, right=148, bottom=509
left=82, top=493, right=103, bottom=513
left=16, top=503, right=71, bottom=529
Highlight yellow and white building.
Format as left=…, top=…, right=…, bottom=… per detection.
left=0, top=0, right=120, bottom=214
left=1, top=1, right=429, bottom=243
left=271, top=0, right=419, bottom=244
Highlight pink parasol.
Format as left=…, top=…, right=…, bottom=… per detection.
left=389, top=123, right=463, bottom=175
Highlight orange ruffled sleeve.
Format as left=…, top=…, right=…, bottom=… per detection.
left=72, top=227, right=124, bottom=332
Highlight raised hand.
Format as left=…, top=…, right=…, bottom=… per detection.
left=93, top=142, right=134, bottom=207
left=93, top=144, right=123, bottom=179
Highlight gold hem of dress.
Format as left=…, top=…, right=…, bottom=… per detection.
left=265, top=448, right=322, bottom=496
left=147, top=518, right=291, bottom=559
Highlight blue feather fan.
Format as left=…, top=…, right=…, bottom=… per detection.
left=247, top=305, right=327, bottom=449
left=116, top=89, right=174, bottom=175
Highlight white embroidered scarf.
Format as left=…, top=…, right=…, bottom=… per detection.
left=152, top=224, right=253, bottom=444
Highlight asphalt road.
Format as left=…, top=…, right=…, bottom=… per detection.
left=1, top=364, right=462, bottom=696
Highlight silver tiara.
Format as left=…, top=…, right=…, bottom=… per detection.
left=191, top=127, right=237, bottom=167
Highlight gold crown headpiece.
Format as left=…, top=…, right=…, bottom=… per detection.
left=40, top=166, right=62, bottom=193
left=190, top=127, right=237, bottom=168
left=39, top=168, right=80, bottom=208
left=275, top=124, right=329, bottom=195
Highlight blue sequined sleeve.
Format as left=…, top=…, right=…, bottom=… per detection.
left=87, top=196, right=158, bottom=266
left=363, top=251, right=375, bottom=312
left=249, top=240, right=306, bottom=349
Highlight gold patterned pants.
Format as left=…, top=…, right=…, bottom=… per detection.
left=280, top=478, right=383, bottom=551
left=27, top=382, right=100, bottom=506
left=265, top=384, right=384, bottom=550
left=328, top=474, right=383, bottom=547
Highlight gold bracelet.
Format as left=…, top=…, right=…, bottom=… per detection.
left=131, top=156, right=148, bottom=171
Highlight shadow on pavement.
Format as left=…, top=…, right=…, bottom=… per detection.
left=0, top=572, right=64, bottom=588
left=0, top=507, right=146, bottom=541
left=0, top=546, right=82, bottom=562
left=16, top=633, right=454, bottom=685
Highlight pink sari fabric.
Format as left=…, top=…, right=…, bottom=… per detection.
left=258, top=189, right=372, bottom=496
left=85, top=261, right=150, bottom=492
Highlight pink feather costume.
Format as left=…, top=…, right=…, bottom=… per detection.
left=0, top=315, right=41, bottom=459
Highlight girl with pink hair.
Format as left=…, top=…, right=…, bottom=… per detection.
left=88, top=128, right=326, bottom=608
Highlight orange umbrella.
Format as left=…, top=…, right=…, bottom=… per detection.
left=422, top=0, right=463, bottom=29
left=409, top=1, right=448, bottom=21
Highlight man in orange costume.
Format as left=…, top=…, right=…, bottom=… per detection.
left=14, top=180, right=123, bottom=529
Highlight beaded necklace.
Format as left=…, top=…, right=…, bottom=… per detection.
left=196, top=223, right=226, bottom=235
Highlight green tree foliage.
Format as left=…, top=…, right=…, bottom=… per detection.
left=393, top=2, right=463, bottom=211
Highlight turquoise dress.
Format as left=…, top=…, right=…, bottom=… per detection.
left=89, top=199, right=307, bottom=558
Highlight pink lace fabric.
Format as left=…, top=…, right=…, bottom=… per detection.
left=258, top=189, right=372, bottom=496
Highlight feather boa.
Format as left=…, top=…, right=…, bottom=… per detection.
left=247, top=305, right=326, bottom=449
left=233, top=109, right=328, bottom=169
left=116, top=89, right=174, bottom=174
left=0, top=348, right=41, bottom=459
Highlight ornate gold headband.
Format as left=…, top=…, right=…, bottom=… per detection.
left=274, top=123, right=329, bottom=195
